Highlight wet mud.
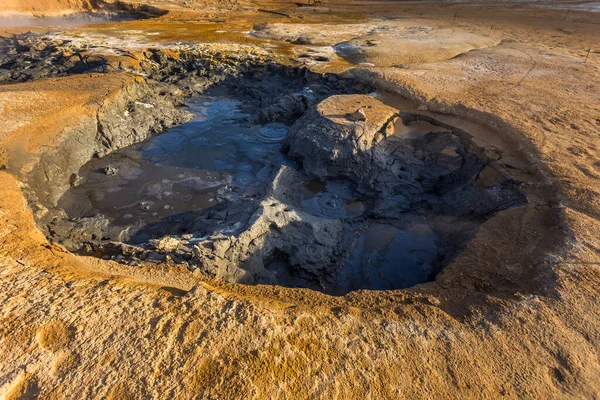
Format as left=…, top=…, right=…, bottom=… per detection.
left=56, top=93, right=292, bottom=244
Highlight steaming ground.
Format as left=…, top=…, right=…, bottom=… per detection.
left=0, top=16, right=107, bottom=28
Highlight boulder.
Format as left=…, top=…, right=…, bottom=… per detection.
left=283, top=94, right=399, bottom=184
left=284, top=95, right=526, bottom=218
left=253, top=88, right=317, bottom=123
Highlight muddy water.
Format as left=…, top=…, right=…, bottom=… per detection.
left=278, top=176, right=442, bottom=294
left=300, top=179, right=366, bottom=219
left=59, top=95, right=291, bottom=237
left=335, top=220, right=438, bottom=294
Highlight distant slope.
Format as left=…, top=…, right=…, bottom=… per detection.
left=0, top=0, right=99, bottom=15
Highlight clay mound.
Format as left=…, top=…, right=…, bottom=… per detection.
left=334, top=28, right=498, bottom=67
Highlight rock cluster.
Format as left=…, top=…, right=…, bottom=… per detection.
left=0, top=34, right=109, bottom=83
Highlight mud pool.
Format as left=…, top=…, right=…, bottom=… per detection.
left=44, top=84, right=527, bottom=295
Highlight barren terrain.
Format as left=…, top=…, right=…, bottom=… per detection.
left=1, top=0, right=600, bottom=398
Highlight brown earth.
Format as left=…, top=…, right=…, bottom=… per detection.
left=1, top=1, right=600, bottom=398
left=0, top=0, right=98, bottom=16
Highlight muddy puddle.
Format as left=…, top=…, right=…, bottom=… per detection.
left=54, top=94, right=464, bottom=294
left=338, top=220, right=438, bottom=293
left=58, top=93, right=292, bottom=243
left=3, top=33, right=532, bottom=294
left=299, top=179, right=366, bottom=219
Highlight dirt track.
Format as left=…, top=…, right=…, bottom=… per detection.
left=1, top=1, right=600, bottom=398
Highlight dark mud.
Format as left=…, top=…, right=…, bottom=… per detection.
left=0, top=33, right=111, bottom=83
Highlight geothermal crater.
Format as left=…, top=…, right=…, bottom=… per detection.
left=12, top=42, right=527, bottom=295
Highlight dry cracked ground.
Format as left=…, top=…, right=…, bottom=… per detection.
left=1, top=0, right=600, bottom=398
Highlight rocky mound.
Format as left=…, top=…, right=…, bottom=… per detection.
left=284, top=95, right=525, bottom=219
left=182, top=94, right=528, bottom=291
left=283, top=94, right=398, bottom=183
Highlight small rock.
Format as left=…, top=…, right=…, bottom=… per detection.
left=139, top=201, right=153, bottom=211
left=150, top=237, right=181, bottom=253
left=103, top=165, right=118, bottom=175
left=292, top=36, right=312, bottom=45
left=385, top=116, right=399, bottom=136
left=253, top=22, right=269, bottom=31
left=348, top=108, right=367, bottom=122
